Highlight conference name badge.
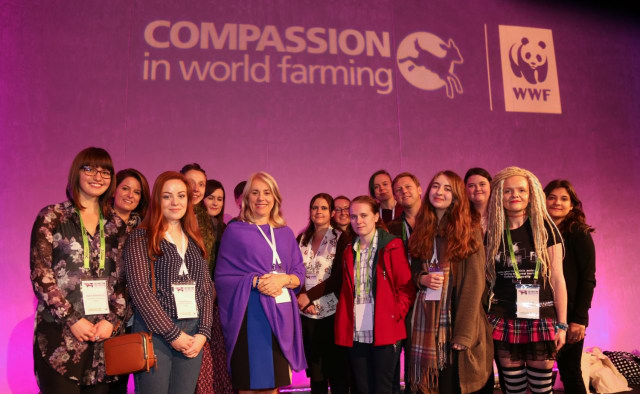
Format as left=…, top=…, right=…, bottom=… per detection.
left=355, top=303, right=374, bottom=331
left=515, top=283, right=540, bottom=319
left=275, top=287, right=292, bottom=304
left=81, top=279, right=109, bottom=315
left=305, top=274, right=318, bottom=291
left=172, top=282, right=198, bottom=319
left=424, top=271, right=444, bottom=301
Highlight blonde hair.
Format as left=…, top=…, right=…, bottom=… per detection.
left=485, top=166, right=562, bottom=288
left=240, top=171, right=286, bottom=228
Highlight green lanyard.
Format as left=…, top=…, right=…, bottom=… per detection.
left=401, top=219, right=410, bottom=244
left=354, top=233, right=374, bottom=297
left=76, top=208, right=106, bottom=272
left=505, top=220, right=540, bottom=281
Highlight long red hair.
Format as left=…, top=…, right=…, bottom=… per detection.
left=141, top=171, right=206, bottom=261
left=409, top=170, right=478, bottom=262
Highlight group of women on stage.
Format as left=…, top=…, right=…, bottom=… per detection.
left=30, top=147, right=596, bottom=394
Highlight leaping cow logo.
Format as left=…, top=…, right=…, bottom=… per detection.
left=397, top=32, right=464, bottom=99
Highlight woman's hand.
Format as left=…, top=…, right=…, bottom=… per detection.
left=420, top=273, right=444, bottom=290
left=306, top=305, right=319, bottom=315
left=555, top=329, right=566, bottom=351
left=70, top=318, right=96, bottom=342
left=567, top=323, right=585, bottom=344
left=297, top=293, right=311, bottom=310
left=452, top=343, right=468, bottom=350
left=92, top=320, right=114, bottom=342
left=171, top=331, right=195, bottom=352
left=182, top=334, right=207, bottom=358
left=258, top=273, right=289, bottom=297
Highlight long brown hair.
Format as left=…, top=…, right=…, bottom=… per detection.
left=66, top=147, right=115, bottom=214
left=141, top=171, right=206, bottom=262
left=115, top=168, right=151, bottom=219
left=543, top=179, right=594, bottom=234
left=409, top=170, right=478, bottom=262
left=298, top=193, right=336, bottom=246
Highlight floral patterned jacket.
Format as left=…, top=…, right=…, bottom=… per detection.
left=30, top=201, right=127, bottom=385
left=298, top=227, right=341, bottom=319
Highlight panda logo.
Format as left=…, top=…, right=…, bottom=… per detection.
left=509, top=37, right=548, bottom=84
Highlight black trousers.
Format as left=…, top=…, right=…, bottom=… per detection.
left=301, top=315, right=349, bottom=394
left=34, top=346, right=109, bottom=394
left=556, top=339, right=587, bottom=393
left=348, top=341, right=402, bottom=394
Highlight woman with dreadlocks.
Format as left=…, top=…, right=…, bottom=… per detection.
left=485, top=167, right=567, bottom=394
left=408, top=171, right=493, bottom=393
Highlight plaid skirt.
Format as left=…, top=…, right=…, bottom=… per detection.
left=488, top=314, right=557, bottom=361
left=487, top=315, right=556, bottom=343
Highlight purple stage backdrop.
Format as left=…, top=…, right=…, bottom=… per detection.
left=2, top=1, right=639, bottom=392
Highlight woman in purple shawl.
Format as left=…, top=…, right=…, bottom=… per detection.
left=215, top=171, right=307, bottom=393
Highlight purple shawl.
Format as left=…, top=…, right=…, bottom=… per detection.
left=215, top=221, right=307, bottom=371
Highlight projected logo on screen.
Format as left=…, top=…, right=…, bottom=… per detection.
left=396, top=32, right=463, bottom=99
left=499, top=25, right=561, bottom=114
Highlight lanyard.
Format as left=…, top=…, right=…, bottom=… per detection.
left=257, top=224, right=282, bottom=270
left=354, top=233, right=375, bottom=297
left=76, top=208, right=105, bottom=272
left=165, top=230, right=189, bottom=276
left=505, top=222, right=540, bottom=281
left=429, top=236, right=438, bottom=269
left=402, top=218, right=411, bottom=243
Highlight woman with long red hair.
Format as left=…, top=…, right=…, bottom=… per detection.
left=124, top=171, right=214, bottom=394
left=408, top=170, right=493, bottom=393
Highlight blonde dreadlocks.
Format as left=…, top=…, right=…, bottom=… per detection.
left=485, top=166, right=562, bottom=289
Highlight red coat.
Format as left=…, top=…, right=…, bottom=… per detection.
left=334, top=229, right=416, bottom=347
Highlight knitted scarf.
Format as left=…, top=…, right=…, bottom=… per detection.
left=410, top=237, right=453, bottom=393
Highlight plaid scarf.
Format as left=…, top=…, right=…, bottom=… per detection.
left=410, top=243, right=453, bottom=393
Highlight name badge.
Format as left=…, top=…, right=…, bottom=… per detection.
left=424, top=271, right=444, bottom=301
left=515, top=284, right=540, bottom=319
left=355, top=303, right=374, bottom=331
left=172, top=282, right=198, bottom=319
left=305, top=275, right=318, bottom=290
left=275, top=287, right=292, bottom=304
left=81, top=279, right=109, bottom=315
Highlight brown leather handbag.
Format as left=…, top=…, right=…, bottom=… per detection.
left=104, top=256, right=158, bottom=375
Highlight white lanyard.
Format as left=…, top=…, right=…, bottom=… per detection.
left=166, top=231, right=189, bottom=276
left=257, top=224, right=283, bottom=270
left=430, top=237, right=438, bottom=267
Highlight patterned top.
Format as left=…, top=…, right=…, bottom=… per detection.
left=124, top=228, right=214, bottom=343
left=352, top=230, right=378, bottom=344
left=30, top=201, right=127, bottom=385
left=298, top=227, right=341, bottom=319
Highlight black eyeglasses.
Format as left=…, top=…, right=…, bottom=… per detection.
left=335, top=208, right=350, bottom=213
left=80, top=166, right=112, bottom=179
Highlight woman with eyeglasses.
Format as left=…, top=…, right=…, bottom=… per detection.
left=30, top=147, right=127, bottom=393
